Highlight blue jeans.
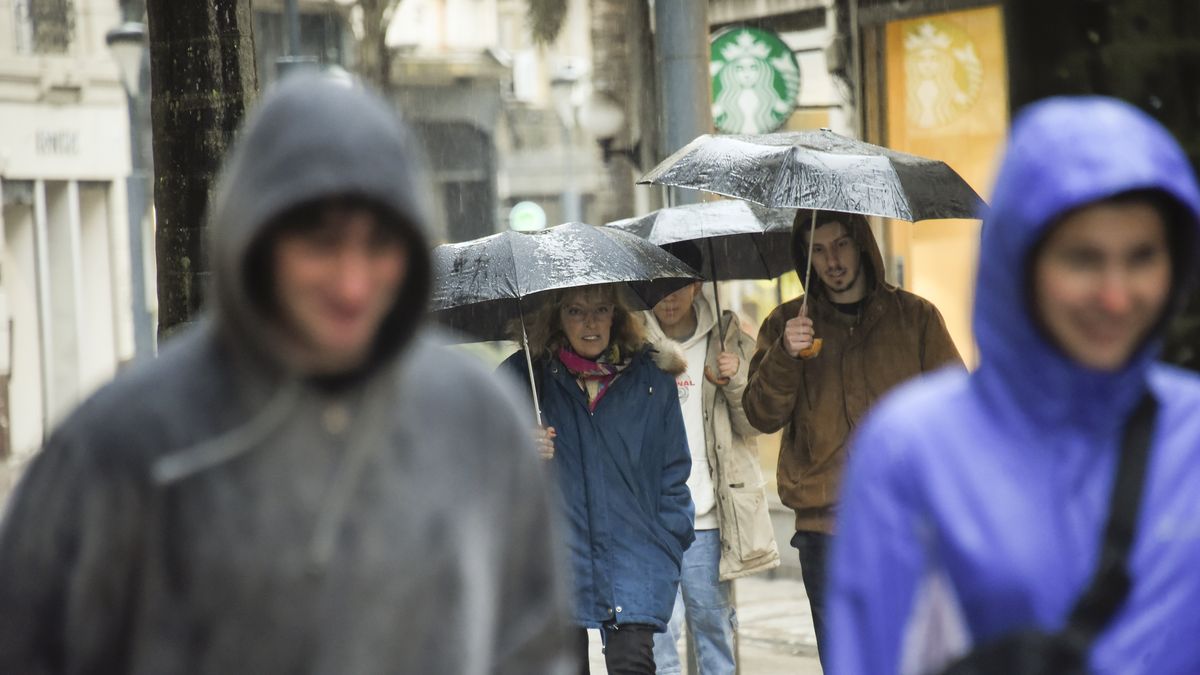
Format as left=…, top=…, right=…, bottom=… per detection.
left=792, top=530, right=830, bottom=673
left=652, top=529, right=736, bottom=674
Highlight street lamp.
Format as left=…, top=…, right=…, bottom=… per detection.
left=578, top=92, right=641, bottom=169
left=106, top=22, right=145, bottom=97
left=106, top=20, right=156, bottom=360
left=550, top=66, right=584, bottom=224
left=277, top=0, right=319, bottom=77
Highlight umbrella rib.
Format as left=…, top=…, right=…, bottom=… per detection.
left=504, top=230, right=522, bottom=299
left=768, top=146, right=798, bottom=209
left=751, top=233, right=776, bottom=280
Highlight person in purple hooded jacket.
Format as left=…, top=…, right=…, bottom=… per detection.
left=828, top=96, right=1200, bottom=674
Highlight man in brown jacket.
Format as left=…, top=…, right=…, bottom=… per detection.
left=742, top=210, right=962, bottom=670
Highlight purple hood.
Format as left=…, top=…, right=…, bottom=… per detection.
left=974, top=96, right=1200, bottom=431
left=829, top=97, right=1200, bottom=675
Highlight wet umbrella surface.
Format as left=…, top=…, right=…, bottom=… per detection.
left=638, top=129, right=985, bottom=220
left=606, top=200, right=797, bottom=281
left=430, top=222, right=700, bottom=343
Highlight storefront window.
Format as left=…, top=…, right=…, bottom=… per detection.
left=871, top=4, right=1009, bottom=368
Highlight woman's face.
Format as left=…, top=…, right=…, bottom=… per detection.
left=559, top=290, right=615, bottom=359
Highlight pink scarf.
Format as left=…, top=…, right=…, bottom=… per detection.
left=557, top=345, right=630, bottom=411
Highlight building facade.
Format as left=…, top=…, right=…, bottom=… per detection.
left=388, top=0, right=608, bottom=242
left=0, top=0, right=143, bottom=468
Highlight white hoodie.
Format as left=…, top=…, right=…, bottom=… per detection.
left=645, top=290, right=719, bottom=529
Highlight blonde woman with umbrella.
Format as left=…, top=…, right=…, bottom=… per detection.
left=500, top=283, right=694, bottom=675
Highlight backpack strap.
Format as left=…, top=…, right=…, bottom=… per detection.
left=1063, top=393, right=1159, bottom=646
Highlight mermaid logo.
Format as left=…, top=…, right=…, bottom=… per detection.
left=904, top=20, right=984, bottom=129
left=710, top=27, right=801, bottom=135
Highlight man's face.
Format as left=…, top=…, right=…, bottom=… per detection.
left=1033, top=201, right=1171, bottom=371
left=806, top=221, right=865, bottom=302
left=559, top=290, right=614, bottom=360
left=652, top=282, right=701, bottom=332
left=273, top=205, right=408, bottom=374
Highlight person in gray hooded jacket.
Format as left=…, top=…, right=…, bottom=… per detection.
left=0, top=73, right=573, bottom=674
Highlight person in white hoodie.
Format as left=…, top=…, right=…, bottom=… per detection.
left=646, top=243, right=780, bottom=674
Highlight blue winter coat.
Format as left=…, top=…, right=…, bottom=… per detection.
left=501, top=348, right=694, bottom=631
left=829, top=97, right=1200, bottom=674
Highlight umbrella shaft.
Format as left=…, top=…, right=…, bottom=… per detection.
left=802, top=209, right=816, bottom=316
left=520, top=310, right=543, bottom=427
left=707, top=238, right=729, bottom=351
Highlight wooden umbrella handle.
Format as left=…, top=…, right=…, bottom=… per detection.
left=798, top=337, right=823, bottom=359
left=704, top=365, right=730, bottom=386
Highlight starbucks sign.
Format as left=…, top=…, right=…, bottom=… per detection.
left=710, top=27, right=801, bottom=135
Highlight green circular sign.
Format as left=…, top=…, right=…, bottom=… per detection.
left=509, top=201, right=547, bottom=232
left=710, top=26, right=801, bottom=135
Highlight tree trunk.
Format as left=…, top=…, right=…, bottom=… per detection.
left=628, top=0, right=663, bottom=213
left=146, top=0, right=257, bottom=340
left=356, top=0, right=401, bottom=93
left=589, top=0, right=637, bottom=224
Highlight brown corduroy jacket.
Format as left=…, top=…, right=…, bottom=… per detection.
left=742, top=215, right=963, bottom=534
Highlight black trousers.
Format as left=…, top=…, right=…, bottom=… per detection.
left=571, top=623, right=657, bottom=675
left=793, top=530, right=831, bottom=673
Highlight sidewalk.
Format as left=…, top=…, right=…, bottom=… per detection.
left=586, top=573, right=823, bottom=674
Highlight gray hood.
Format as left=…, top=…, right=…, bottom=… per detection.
left=209, top=72, right=433, bottom=375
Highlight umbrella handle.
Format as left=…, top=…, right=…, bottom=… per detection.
left=798, top=337, right=823, bottom=359
left=704, top=365, right=731, bottom=387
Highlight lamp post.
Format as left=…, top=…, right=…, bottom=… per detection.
left=106, top=21, right=155, bottom=361
left=654, top=0, right=712, bottom=207
left=550, top=66, right=583, bottom=224
left=277, top=0, right=320, bottom=77
left=578, top=92, right=641, bottom=169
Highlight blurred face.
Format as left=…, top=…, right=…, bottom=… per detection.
left=559, top=290, right=614, bottom=359
left=806, top=221, right=866, bottom=302
left=652, top=282, right=701, bottom=333
left=273, top=205, right=408, bottom=374
left=1033, top=201, right=1172, bottom=371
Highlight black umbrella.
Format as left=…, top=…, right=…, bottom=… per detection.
left=638, top=129, right=984, bottom=221
left=430, top=222, right=700, bottom=423
left=639, top=129, right=985, bottom=356
left=605, top=200, right=796, bottom=281
left=606, top=200, right=796, bottom=381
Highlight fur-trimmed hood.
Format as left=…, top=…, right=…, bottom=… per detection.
left=649, top=339, right=687, bottom=377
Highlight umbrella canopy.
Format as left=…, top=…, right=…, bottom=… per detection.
left=430, top=222, right=701, bottom=342
left=605, top=200, right=797, bottom=281
left=638, top=130, right=985, bottom=221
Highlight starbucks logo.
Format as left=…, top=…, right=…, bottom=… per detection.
left=904, top=20, right=984, bottom=129
left=710, top=27, right=801, bottom=135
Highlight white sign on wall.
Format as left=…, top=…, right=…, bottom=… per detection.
left=0, top=103, right=128, bottom=180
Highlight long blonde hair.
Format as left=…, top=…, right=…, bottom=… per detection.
left=512, top=284, right=647, bottom=362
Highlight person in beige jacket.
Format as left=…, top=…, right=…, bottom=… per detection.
left=645, top=244, right=780, bottom=675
